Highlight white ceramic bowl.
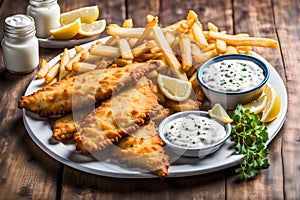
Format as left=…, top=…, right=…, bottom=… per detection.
left=197, top=54, right=270, bottom=110
left=158, top=111, right=231, bottom=158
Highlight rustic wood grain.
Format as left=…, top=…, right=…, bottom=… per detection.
left=0, top=0, right=60, bottom=199
left=226, top=0, right=285, bottom=199
left=1, top=0, right=300, bottom=199
left=272, top=0, right=300, bottom=199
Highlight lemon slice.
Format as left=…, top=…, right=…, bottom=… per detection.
left=79, top=19, right=106, bottom=36
left=243, top=94, right=267, bottom=114
left=208, top=103, right=233, bottom=123
left=50, top=18, right=81, bottom=40
left=157, top=74, right=192, bottom=101
left=260, top=83, right=281, bottom=123
left=60, top=5, right=99, bottom=25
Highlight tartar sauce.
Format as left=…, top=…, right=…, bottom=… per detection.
left=164, top=114, right=226, bottom=148
left=202, top=59, right=265, bottom=92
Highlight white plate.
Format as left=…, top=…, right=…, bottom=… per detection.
left=22, top=38, right=288, bottom=178
left=38, top=34, right=101, bottom=49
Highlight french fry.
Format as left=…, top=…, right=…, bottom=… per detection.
left=81, top=52, right=102, bottom=64
left=107, top=26, right=146, bottom=38
left=133, top=15, right=158, bottom=48
left=89, top=45, right=120, bottom=57
left=193, top=49, right=218, bottom=67
left=207, top=22, right=218, bottom=32
left=47, top=77, right=57, bottom=85
left=215, top=39, right=227, bottom=54
left=74, top=46, right=84, bottom=53
left=225, top=46, right=238, bottom=54
left=165, top=31, right=176, bottom=46
left=37, top=59, right=50, bottom=79
left=143, top=52, right=163, bottom=60
left=116, top=36, right=134, bottom=60
left=59, top=48, right=71, bottom=80
left=104, top=36, right=118, bottom=46
left=113, top=58, right=133, bottom=67
left=202, top=43, right=216, bottom=52
left=179, top=33, right=192, bottom=71
left=146, top=69, right=158, bottom=79
left=131, top=42, right=152, bottom=57
left=45, top=62, right=60, bottom=83
left=72, top=62, right=97, bottom=72
left=191, top=43, right=202, bottom=55
left=152, top=26, right=187, bottom=80
left=65, top=49, right=85, bottom=71
left=162, top=98, right=200, bottom=112
left=164, top=20, right=186, bottom=32
left=122, top=18, right=133, bottom=28
left=191, top=20, right=209, bottom=49
left=208, top=31, right=279, bottom=48
left=193, top=84, right=204, bottom=101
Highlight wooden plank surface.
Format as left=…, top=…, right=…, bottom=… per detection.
left=0, top=0, right=300, bottom=199
left=272, top=0, right=300, bottom=199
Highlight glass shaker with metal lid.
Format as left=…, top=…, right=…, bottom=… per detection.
left=1, top=14, right=39, bottom=74
left=27, top=0, right=61, bottom=38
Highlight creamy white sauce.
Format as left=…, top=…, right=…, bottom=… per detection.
left=164, top=114, right=226, bottom=148
left=202, top=59, right=265, bottom=92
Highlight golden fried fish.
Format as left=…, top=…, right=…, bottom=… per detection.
left=111, top=121, right=170, bottom=179
left=74, top=77, right=160, bottom=154
left=18, top=60, right=161, bottom=117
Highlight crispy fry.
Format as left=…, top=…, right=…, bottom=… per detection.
left=65, top=49, right=85, bottom=71
left=164, top=20, right=186, bottom=32
left=207, top=22, right=218, bottom=32
left=132, top=42, right=152, bottom=57
left=225, top=46, right=238, bottom=54
left=133, top=27, right=153, bottom=47
left=162, top=98, right=200, bottom=112
left=74, top=46, right=84, bottom=53
left=152, top=27, right=187, bottom=80
left=191, top=43, right=202, bottom=55
left=72, top=62, right=97, bottom=72
left=193, top=84, right=204, bottom=101
left=202, top=43, right=216, bottom=52
left=193, top=49, right=218, bottom=66
left=165, top=31, right=176, bottom=46
left=89, top=45, right=120, bottom=57
left=81, top=52, right=102, bottom=64
left=113, top=58, right=133, bottom=67
left=179, top=33, right=192, bottom=71
left=116, top=36, right=134, bottom=60
left=215, top=39, right=227, bottom=54
left=122, top=18, right=133, bottom=28
left=45, top=62, right=60, bottom=83
left=107, top=26, right=146, bottom=38
left=191, top=21, right=209, bottom=49
left=104, top=36, right=118, bottom=46
left=208, top=31, right=279, bottom=48
left=59, top=48, right=70, bottom=80
left=37, top=59, right=50, bottom=79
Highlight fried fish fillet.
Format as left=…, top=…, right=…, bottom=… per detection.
left=18, top=60, right=161, bottom=117
left=53, top=103, right=166, bottom=142
left=111, top=121, right=170, bottom=179
left=74, top=77, right=160, bottom=154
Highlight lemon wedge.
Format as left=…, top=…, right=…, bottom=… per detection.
left=60, top=5, right=99, bottom=25
left=157, top=74, right=192, bottom=101
left=243, top=94, right=267, bottom=114
left=208, top=103, right=233, bottom=123
left=50, top=18, right=81, bottom=40
left=79, top=19, right=106, bottom=36
left=260, top=83, right=281, bottom=123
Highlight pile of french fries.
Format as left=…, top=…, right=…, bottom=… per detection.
left=37, top=10, right=278, bottom=103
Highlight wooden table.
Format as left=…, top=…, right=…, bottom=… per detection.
left=0, top=0, right=299, bottom=199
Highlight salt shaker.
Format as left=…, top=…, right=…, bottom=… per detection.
left=1, top=14, right=39, bottom=74
left=27, top=0, right=61, bottom=38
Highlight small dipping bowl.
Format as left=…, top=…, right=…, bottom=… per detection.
left=158, top=111, right=231, bottom=158
left=197, top=54, right=270, bottom=110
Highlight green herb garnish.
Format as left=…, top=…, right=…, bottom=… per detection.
left=230, top=104, right=270, bottom=181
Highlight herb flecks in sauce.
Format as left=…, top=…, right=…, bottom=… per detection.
left=164, top=114, right=226, bottom=148
left=202, top=59, right=264, bottom=92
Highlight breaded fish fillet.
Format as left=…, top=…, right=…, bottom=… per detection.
left=52, top=103, right=166, bottom=142
left=111, top=121, right=169, bottom=179
left=74, top=77, right=160, bottom=154
left=18, top=60, right=161, bottom=117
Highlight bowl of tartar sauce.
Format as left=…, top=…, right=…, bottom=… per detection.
left=158, top=111, right=231, bottom=158
left=197, top=54, right=270, bottom=110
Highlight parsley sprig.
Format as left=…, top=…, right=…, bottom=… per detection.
left=230, top=104, right=270, bottom=181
